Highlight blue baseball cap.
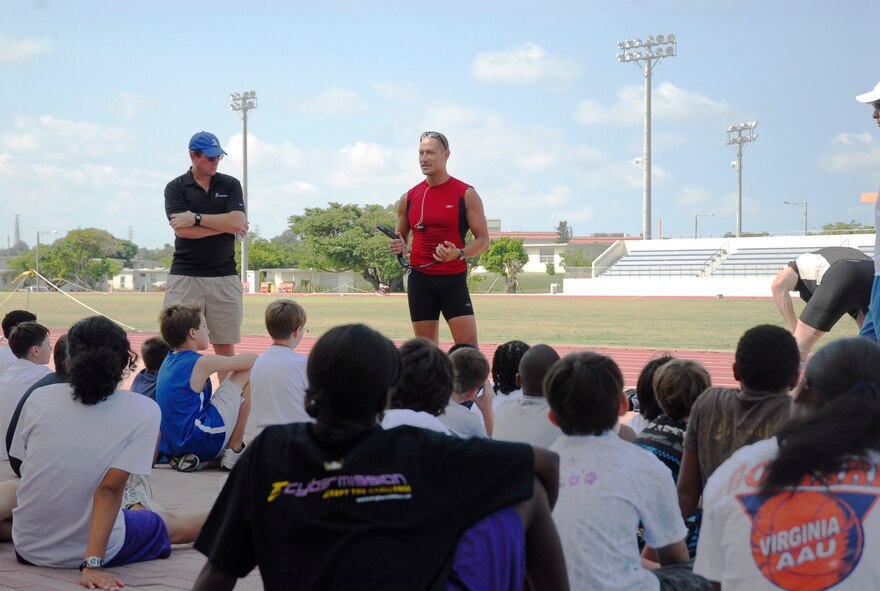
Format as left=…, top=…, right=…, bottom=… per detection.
left=188, top=131, right=227, bottom=157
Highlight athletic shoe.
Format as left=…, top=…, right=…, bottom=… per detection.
left=220, top=443, right=246, bottom=471
left=122, top=474, right=164, bottom=513
left=170, top=453, right=201, bottom=472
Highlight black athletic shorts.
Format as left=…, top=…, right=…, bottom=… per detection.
left=407, top=270, right=474, bottom=322
left=800, top=259, right=874, bottom=332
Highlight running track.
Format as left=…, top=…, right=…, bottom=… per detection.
left=73, top=329, right=736, bottom=389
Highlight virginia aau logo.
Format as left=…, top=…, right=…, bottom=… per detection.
left=737, top=491, right=878, bottom=591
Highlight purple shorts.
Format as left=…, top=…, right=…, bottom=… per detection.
left=448, top=507, right=525, bottom=591
left=105, top=509, right=172, bottom=567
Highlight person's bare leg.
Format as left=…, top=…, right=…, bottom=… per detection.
left=447, top=315, right=478, bottom=346
left=0, top=481, right=18, bottom=542
left=212, top=343, right=235, bottom=356
left=159, top=510, right=210, bottom=544
left=412, top=320, right=440, bottom=344
left=225, top=371, right=251, bottom=451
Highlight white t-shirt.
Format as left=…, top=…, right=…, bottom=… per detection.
left=551, top=431, right=687, bottom=591
left=0, top=345, right=16, bottom=375
left=493, top=396, right=562, bottom=448
left=249, top=345, right=312, bottom=437
left=11, top=384, right=160, bottom=567
left=440, top=401, right=487, bottom=439
left=381, top=409, right=451, bottom=435
left=0, top=359, right=51, bottom=460
left=696, top=438, right=880, bottom=590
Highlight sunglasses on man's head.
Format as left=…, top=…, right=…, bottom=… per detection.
left=420, top=131, right=449, bottom=150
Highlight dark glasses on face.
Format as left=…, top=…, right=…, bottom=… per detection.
left=420, top=131, right=449, bottom=150
left=872, top=100, right=880, bottom=111
left=203, top=154, right=224, bottom=162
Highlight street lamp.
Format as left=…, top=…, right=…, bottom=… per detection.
left=727, top=121, right=759, bottom=237
left=617, top=33, right=678, bottom=241
left=694, top=212, right=714, bottom=239
left=35, top=230, right=57, bottom=291
left=783, top=200, right=808, bottom=235
left=229, top=90, right=258, bottom=287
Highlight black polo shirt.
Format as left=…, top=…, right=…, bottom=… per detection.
left=164, top=169, right=245, bottom=277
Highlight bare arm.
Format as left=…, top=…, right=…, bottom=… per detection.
left=515, top=479, right=570, bottom=590
left=532, top=446, right=559, bottom=508
left=677, top=447, right=703, bottom=520
left=190, top=353, right=258, bottom=392
left=473, top=379, right=494, bottom=437
left=462, top=187, right=489, bottom=258
left=169, top=211, right=248, bottom=237
left=80, top=468, right=128, bottom=590
left=771, top=267, right=799, bottom=332
left=390, top=193, right=411, bottom=256
left=654, top=539, right=690, bottom=567
left=174, top=226, right=224, bottom=239
left=193, top=561, right=238, bottom=591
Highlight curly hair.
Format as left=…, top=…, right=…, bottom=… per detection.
left=66, top=316, right=137, bottom=405
left=491, top=340, right=530, bottom=395
left=391, top=338, right=454, bottom=417
left=305, top=324, right=400, bottom=432
left=735, top=325, right=799, bottom=392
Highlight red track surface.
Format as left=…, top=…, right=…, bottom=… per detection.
left=77, top=329, right=736, bottom=390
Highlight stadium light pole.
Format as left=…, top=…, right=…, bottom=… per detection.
left=783, top=200, right=808, bottom=235
left=694, top=212, right=714, bottom=239
left=229, top=90, right=257, bottom=287
left=617, top=33, right=677, bottom=241
left=35, top=230, right=56, bottom=291
left=727, top=121, right=758, bottom=238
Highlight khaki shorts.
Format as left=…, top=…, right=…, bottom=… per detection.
left=210, top=379, right=244, bottom=456
left=163, top=275, right=243, bottom=344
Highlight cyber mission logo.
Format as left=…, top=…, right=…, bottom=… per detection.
left=736, top=491, right=877, bottom=591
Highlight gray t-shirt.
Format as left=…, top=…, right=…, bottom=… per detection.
left=493, top=396, right=562, bottom=448
left=11, top=384, right=160, bottom=567
left=439, top=401, right=487, bottom=439
left=684, top=386, right=791, bottom=487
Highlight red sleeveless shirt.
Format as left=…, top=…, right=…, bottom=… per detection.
left=406, top=177, right=471, bottom=275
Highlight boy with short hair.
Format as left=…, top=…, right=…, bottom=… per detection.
left=0, top=310, right=37, bottom=374
left=546, top=351, right=705, bottom=591
left=0, top=322, right=52, bottom=460
left=131, top=337, right=171, bottom=400
left=157, top=304, right=257, bottom=472
left=249, top=299, right=310, bottom=437
left=441, top=347, right=493, bottom=438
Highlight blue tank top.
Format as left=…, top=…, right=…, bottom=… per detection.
left=156, top=349, right=226, bottom=459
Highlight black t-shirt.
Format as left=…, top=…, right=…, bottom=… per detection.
left=194, top=423, right=534, bottom=590
left=164, top=169, right=245, bottom=277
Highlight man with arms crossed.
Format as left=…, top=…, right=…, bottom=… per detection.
left=164, top=131, right=248, bottom=356
left=390, top=131, right=489, bottom=345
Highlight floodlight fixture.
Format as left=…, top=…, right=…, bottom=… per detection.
left=727, top=120, right=760, bottom=237
left=229, top=90, right=258, bottom=285
left=615, top=32, right=678, bottom=240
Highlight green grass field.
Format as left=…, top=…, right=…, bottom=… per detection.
left=0, top=290, right=860, bottom=351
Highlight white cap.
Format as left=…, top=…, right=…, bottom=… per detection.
left=856, top=81, right=880, bottom=104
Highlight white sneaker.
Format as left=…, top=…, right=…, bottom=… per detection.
left=122, top=474, right=164, bottom=513
left=220, top=443, right=246, bottom=471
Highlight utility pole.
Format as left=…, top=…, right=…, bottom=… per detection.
left=727, top=121, right=759, bottom=237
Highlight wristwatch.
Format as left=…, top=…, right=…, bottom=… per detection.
left=79, top=556, right=104, bottom=571
left=194, top=213, right=202, bottom=227
left=458, top=248, right=466, bottom=260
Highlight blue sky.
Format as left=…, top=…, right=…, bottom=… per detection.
left=1, top=0, right=878, bottom=249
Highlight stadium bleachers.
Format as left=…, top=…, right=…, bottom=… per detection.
left=597, top=240, right=875, bottom=279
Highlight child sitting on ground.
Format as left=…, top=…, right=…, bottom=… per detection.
left=249, top=299, right=311, bottom=437
left=0, top=322, right=52, bottom=459
left=443, top=347, right=493, bottom=438
left=131, top=336, right=171, bottom=400
left=156, top=304, right=257, bottom=472
left=546, top=351, right=709, bottom=590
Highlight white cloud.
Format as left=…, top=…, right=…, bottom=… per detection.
left=0, top=34, right=52, bottom=63
left=292, top=87, right=367, bottom=116
left=0, top=115, right=134, bottom=159
left=823, top=131, right=880, bottom=172
left=472, top=43, right=581, bottom=86
left=118, top=91, right=147, bottom=119
left=575, top=82, right=730, bottom=126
